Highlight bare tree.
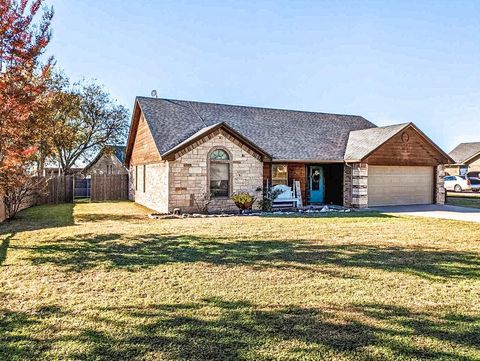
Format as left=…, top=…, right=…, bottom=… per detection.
left=2, top=170, right=47, bottom=219
left=53, top=80, right=129, bottom=173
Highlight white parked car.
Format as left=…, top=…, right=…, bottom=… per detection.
left=444, top=176, right=471, bottom=192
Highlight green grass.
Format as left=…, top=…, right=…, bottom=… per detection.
left=447, top=195, right=480, bottom=209
left=1, top=202, right=480, bottom=360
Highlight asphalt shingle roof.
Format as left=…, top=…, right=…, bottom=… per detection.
left=137, top=97, right=377, bottom=161
left=449, top=142, right=480, bottom=164
left=344, top=123, right=409, bottom=161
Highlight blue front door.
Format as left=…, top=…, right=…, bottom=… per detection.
left=309, top=166, right=324, bottom=203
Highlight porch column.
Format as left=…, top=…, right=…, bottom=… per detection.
left=435, top=165, right=446, bottom=205
left=344, top=163, right=368, bottom=208
left=343, top=164, right=352, bottom=208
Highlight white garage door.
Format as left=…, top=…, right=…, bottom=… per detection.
left=368, top=166, right=434, bottom=206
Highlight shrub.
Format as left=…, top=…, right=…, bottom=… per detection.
left=258, top=186, right=282, bottom=212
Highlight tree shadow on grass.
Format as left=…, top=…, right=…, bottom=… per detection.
left=18, top=232, right=480, bottom=280
left=0, top=203, right=75, bottom=266
left=0, top=307, right=59, bottom=360
left=2, top=299, right=478, bottom=360
left=0, top=234, right=11, bottom=266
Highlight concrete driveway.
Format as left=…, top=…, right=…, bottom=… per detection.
left=370, top=204, right=480, bottom=223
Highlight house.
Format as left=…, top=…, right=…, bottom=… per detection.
left=43, top=167, right=83, bottom=177
left=124, top=97, right=453, bottom=213
left=445, top=142, right=480, bottom=177
left=83, top=145, right=128, bottom=176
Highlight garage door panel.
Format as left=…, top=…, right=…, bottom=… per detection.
left=368, top=166, right=433, bottom=206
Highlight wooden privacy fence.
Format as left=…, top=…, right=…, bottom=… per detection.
left=91, top=174, right=129, bottom=201
left=39, top=175, right=74, bottom=205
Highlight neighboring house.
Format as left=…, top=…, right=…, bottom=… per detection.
left=124, top=97, right=453, bottom=213
left=83, top=145, right=128, bottom=176
left=43, top=167, right=83, bottom=177
left=445, top=142, right=480, bottom=177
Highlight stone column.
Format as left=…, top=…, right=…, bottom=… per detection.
left=343, top=164, right=353, bottom=208
left=351, top=163, right=368, bottom=208
left=435, top=165, right=446, bottom=205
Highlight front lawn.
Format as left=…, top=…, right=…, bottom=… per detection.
left=448, top=193, right=480, bottom=209
left=1, top=202, right=480, bottom=360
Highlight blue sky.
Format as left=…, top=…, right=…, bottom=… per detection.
left=47, top=0, right=480, bottom=151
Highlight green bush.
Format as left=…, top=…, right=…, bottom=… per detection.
left=258, top=186, right=282, bottom=212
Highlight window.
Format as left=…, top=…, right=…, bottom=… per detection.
left=272, top=164, right=288, bottom=185
left=135, top=166, right=138, bottom=190
left=209, top=148, right=230, bottom=197
left=143, top=164, right=147, bottom=192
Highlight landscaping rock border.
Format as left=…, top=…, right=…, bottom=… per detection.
left=149, top=205, right=354, bottom=219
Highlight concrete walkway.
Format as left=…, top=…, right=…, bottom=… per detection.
left=370, top=204, right=480, bottom=223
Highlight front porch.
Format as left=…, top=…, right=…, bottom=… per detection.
left=263, top=162, right=345, bottom=207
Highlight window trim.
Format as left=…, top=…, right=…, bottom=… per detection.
left=143, top=164, right=147, bottom=192
left=272, top=163, right=288, bottom=186
left=207, top=147, right=233, bottom=199
left=135, top=166, right=138, bottom=191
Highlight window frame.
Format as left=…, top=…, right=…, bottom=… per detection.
left=143, top=164, right=147, bottom=192
left=135, top=166, right=138, bottom=190
left=271, top=164, right=288, bottom=186
left=207, top=147, right=232, bottom=199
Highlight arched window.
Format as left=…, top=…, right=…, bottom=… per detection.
left=208, top=148, right=231, bottom=197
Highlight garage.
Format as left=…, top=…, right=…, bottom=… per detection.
left=368, top=165, right=434, bottom=206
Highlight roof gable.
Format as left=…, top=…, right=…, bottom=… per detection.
left=344, top=123, right=409, bottom=161
left=162, top=122, right=271, bottom=161
left=134, top=97, right=376, bottom=162
left=346, top=123, right=453, bottom=164
left=449, top=142, right=480, bottom=164
left=84, top=145, right=126, bottom=172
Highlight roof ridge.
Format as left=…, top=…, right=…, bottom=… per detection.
left=350, top=122, right=409, bottom=133
left=136, top=96, right=371, bottom=120
left=457, top=141, right=480, bottom=145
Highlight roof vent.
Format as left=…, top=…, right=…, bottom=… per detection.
left=151, top=89, right=158, bottom=98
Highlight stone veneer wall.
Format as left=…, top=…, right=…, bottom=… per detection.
left=343, top=163, right=368, bottom=208
left=435, top=165, right=446, bottom=205
left=169, top=131, right=263, bottom=213
left=351, top=163, right=368, bottom=208
left=343, top=164, right=352, bottom=208
left=130, top=162, right=169, bottom=213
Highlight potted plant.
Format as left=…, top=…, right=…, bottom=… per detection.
left=231, top=192, right=256, bottom=213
